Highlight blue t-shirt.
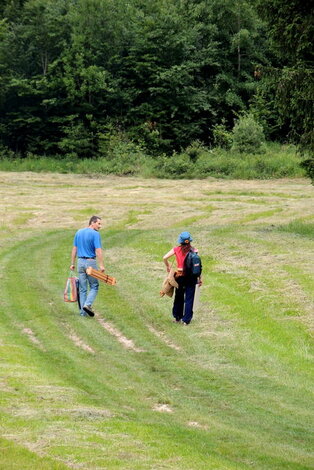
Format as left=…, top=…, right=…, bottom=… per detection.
left=73, top=228, right=102, bottom=258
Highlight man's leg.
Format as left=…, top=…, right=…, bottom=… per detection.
left=85, top=275, right=99, bottom=308
left=84, top=260, right=99, bottom=313
left=78, top=259, right=88, bottom=316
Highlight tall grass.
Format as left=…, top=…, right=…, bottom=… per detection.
left=0, top=143, right=305, bottom=179
left=277, top=219, right=314, bottom=239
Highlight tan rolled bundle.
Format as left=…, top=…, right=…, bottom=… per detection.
left=86, top=267, right=117, bottom=285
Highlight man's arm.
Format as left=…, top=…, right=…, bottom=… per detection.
left=70, top=246, right=77, bottom=271
left=96, top=247, right=105, bottom=272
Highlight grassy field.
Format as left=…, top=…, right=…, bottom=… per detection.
left=0, top=172, right=313, bottom=470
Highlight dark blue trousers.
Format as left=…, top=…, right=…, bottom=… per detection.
left=172, top=276, right=197, bottom=324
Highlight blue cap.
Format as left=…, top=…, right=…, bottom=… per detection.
left=177, top=231, right=193, bottom=244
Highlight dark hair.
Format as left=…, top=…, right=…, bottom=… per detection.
left=89, top=215, right=101, bottom=225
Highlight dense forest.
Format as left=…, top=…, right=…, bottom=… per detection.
left=0, top=0, right=313, bottom=179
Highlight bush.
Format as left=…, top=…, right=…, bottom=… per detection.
left=301, top=156, right=314, bottom=184
left=231, top=114, right=266, bottom=154
left=212, top=121, right=233, bottom=150
left=58, top=118, right=95, bottom=159
left=193, top=150, right=236, bottom=178
left=0, top=141, right=305, bottom=180
left=183, top=141, right=208, bottom=162
left=154, top=153, right=193, bottom=178
left=0, top=145, right=15, bottom=160
left=96, top=131, right=148, bottom=175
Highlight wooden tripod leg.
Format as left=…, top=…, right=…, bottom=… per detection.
left=86, top=267, right=117, bottom=285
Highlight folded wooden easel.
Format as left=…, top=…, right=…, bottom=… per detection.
left=86, top=267, right=117, bottom=285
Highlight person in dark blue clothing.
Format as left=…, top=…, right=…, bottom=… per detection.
left=70, top=216, right=105, bottom=317
left=163, top=231, right=202, bottom=325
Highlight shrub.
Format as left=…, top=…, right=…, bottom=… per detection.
left=301, top=156, right=314, bottom=184
left=183, top=141, right=208, bottom=162
left=58, top=118, right=94, bottom=159
left=231, top=114, right=266, bottom=154
left=96, top=131, right=148, bottom=175
left=212, top=121, right=233, bottom=149
left=154, top=153, right=193, bottom=178
left=193, top=150, right=236, bottom=178
left=0, top=141, right=304, bottom=180
left=0, top=145, right=15, bottom=160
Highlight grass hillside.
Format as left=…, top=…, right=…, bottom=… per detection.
left=0, top=172, right=313, bottom=470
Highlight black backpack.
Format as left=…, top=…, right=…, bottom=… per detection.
left=184, top=249, right=202, bottom=277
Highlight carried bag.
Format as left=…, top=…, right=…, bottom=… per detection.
left=184, top=249, right=202, bottom=277
left=63, top=272, right=79, bottom=302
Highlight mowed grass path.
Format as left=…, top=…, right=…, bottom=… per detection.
left=0, top=173, right=313, bottom=469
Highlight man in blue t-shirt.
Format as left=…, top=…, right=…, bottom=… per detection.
left=70, top=216, right=105, bottom=317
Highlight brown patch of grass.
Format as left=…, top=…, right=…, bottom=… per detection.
left=147, top=325, right=181, bottom=351
left=96, top=314, right=146, bottom=352
left=68, top=332, right=95, bottom=354
left=22, top=327, right=46, bottom=351
left=153, top=404, right=173, bottom=413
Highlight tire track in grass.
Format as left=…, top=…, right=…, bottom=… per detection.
left=96, top=314, right=146, bottom=352
left=103, top=247, right=186, bottom=353
left=21, top=326, right=46, bottom=351
left=146, top=325, right=181, bottom=351
left=67, top=331, right=95, bottom=354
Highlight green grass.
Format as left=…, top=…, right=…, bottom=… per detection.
left=0, top=142, right=306, bottom=179
left=0, top=438, right=69, bottom=470
left=277, top=219, right=314, bottom=239
left=0, top=175, right=313, bottom=469
left=237, top=208, right=283, bottom=224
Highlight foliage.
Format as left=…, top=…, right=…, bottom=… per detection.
left=256, top=0, right=313, bottom=64
left=275, top=67, right=314, bottom=182
left=0, top=144, right=15, bottom=160
left=231, top=114, right=265, bottom=154
left=255, top=0, right=314, bottom=182
left=0, top=142, right=304, bottom=180
left=57, top=116, right=96, bottom=159
left=192, top=143, right=304, bottom=179
left=154, top=152, right=193, bottom=179
left=181, top=140, right=209, bottom=162
left=0, top=0, right=311, bottom=180
left=212, top=121, right=232, bottom=149
left=0, top=0, right=267, bottom=157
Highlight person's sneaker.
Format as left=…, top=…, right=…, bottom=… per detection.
left=80, top=312, right=87, bottom=317
left=83, top=305, right=95, bottom=317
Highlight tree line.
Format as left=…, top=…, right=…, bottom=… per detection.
left=0, top=0, right=312, bottom=179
